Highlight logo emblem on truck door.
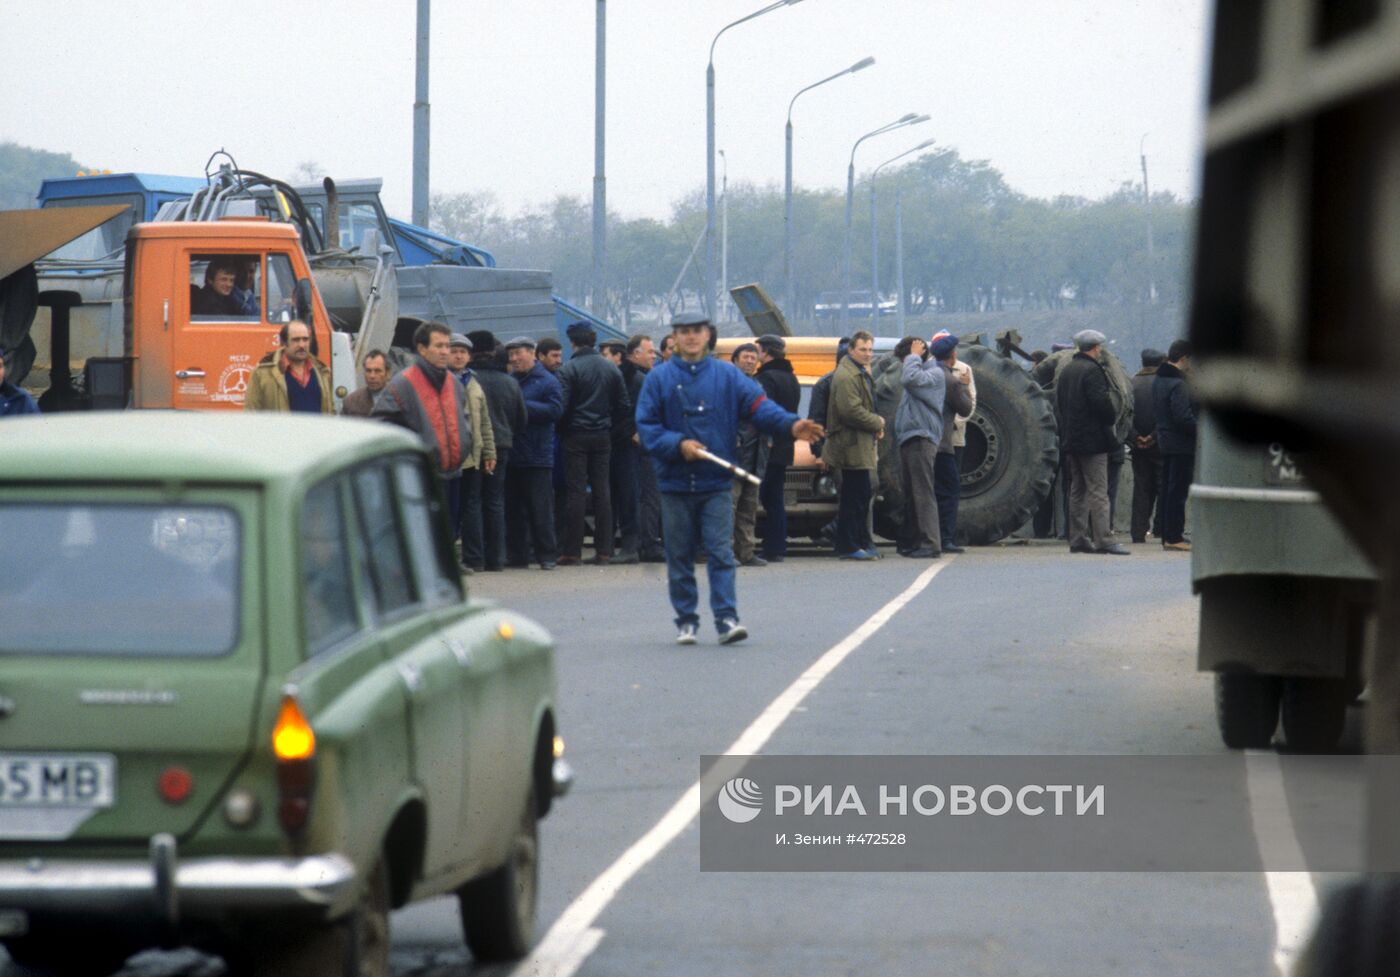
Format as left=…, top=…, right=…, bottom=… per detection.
left=214, top=356, right=253, bottom=404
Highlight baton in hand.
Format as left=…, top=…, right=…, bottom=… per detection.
left=695, top=447, right=761, bottom=486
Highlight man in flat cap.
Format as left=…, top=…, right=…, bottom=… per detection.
left=504, top=336, right=564, bottom=570
left=1055, top=330, right=1130, bottom=555
left=556, top=321, right=632, bottom=565
left=465, top=330, right=527, bottom=571
left=753, top=333, right=801, bottom=562
left=636, top=313, right=824, bottom=644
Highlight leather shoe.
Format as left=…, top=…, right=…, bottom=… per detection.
left=943, top=544, right=966, bottom=554
left=539, top=561, right=557, bottom=570
left=741, top=556, right=768, bottom=567
left=609, top=551, right=640, bottom=565
left=1097, top=544, right=1131, bottom=555
left=556, top=555, right=581, bottom=566
left=765, top=553, right=785, bottom=563
left=640, top=551, right=666, bottom=563
left=903, top=547, right=940, bottom=558
left=1070, top=544, right=1095, bottom=554
left=1163, top=541, right=1192, bottom=552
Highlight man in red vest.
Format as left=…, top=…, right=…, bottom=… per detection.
left=372, top=321, right=475, bottom=535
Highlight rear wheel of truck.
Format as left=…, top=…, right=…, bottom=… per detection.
left=1280, top=677, right=1351, bottom=753
left=459, top=788, right=539, bottom=962
left=1214, top=672, right=1281, bottom=749
left=2, top=934, right=132, bottom=977
left=951, top=346, right=1059, bottom=546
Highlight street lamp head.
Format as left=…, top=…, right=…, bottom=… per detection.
left=913, top=138, right=937, bottom=151
left=910, top=114, right=931, bottom=125
left=895, top=112, right=920, bottom=124
left=849, top=56, right=876, bottom=73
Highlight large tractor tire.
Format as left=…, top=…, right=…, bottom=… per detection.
left=955, top=345, right=1060, bottom=545
left=870, top=345, right=1059, bottom=545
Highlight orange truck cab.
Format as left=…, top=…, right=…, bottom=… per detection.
left=123, top=220, right=345, bottom=410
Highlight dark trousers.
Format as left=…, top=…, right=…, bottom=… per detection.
left=758, top=463, right=788, bottom=559
left=898, top=437, right=941, bottom=552
left=1130, top=445, right=1162, bottom=541
left=834, top=468, right=874, bottom=555
left=934, top=451, right=961, bottom=547
left=481, top=447, right=509, bottom=569
left=1107, top=447, right=1124, bottom=528
left=637, top=445, right=663, bottom=557
left=563, top=431, right=613, bottom=559
left=444, top=472, right=462, bottom=546
left=610, top=437, right=640, bottom=555
left=1161, top=453, right=1193, bottom=544
left=459, top=468, right=484, bottom=569
left=505, top=466, right=557, bottom=565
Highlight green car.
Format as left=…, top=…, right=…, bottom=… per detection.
left=0, top=413, right=570, bottom=976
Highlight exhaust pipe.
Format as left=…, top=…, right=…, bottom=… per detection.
left=322, top=177, right=340, bottom=251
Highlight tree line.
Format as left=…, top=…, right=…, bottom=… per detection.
left=429, top=146, right=1194, bottom=328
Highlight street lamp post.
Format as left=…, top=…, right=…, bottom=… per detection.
left=1141, top=132, right=1156, bottom=304
left=707, top=0, right=802, bottom=320
left=785, top=56, right=875, bottom=320
left=719, top=149, right=728, bottom=321
left=842, top=114, right=929, bottom=331
left=872, top=139, right=936, bottom=336
left=591, top=0, right=606, bottom=318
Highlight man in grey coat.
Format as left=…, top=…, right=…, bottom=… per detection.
left=894, top=336, right=944, bottom=558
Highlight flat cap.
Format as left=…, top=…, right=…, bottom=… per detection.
left=755, top=334, right=786, bottom=353
left=503, top=335, right=537, bottom=351
left=930, top=333, right=959, bottom=360
left=565, top=320, right=595, bottom=338
left=449, top=332, right=473, bottom=350
left=670, top=311, right=711, bottom=329
left=1073, top=329, right=1106, bottom=351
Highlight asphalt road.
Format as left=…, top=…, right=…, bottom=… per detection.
left=4, top=539, right=1353, bottom=976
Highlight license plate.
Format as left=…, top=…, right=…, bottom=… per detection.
left=0, top=753, right=116, bottom=808
left=1265, top=443, right=1306, bottom=485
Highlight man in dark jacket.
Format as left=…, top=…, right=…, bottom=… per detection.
left=608, top=337, right=649, bottom=564
left=1130, top=348, right=1166, bottom=543
left=1055, top=330, right=1130, bottom=555
left=729, top=343, right=769, bottom=566
left=372, top=321, right=475, bottom=535
left=556, top=322, right=632, bottom=564
left=636, top=313, right=823, bottom=644
left=505, top=337, right=564, bottom=570
left=1153, top=339, right=1196, bottom=552
left=754, top=334, right=801, bottom=562
left=624, top=335, right=664, bottom=562
left=466, top=331, right=529, bottom=571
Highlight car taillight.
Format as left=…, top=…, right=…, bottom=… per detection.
left=272, top=695, right=316, bottom=834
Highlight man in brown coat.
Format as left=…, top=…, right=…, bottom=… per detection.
left=339, top=350, right=390, bottom=418
left=243, top=320, right=333, bottom=414
left=825, top=330, right=884, bottom=560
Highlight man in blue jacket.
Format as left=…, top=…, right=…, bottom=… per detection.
left=504, top=336, right=566, bottom=570
left=636, top=313, right=824, bottom=645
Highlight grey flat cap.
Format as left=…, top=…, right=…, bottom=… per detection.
left=755, top=333, right=786, bottom=353
left=670, top=311, right=711, bottom=328
left=449, top=332, right=473, bottom=350
left=1073, top=329, right=1106, bottom=351
left=503, top=335, right=537, bottom=351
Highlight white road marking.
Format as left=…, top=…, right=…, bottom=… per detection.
left=512, top=560, right=952, bottom=977
left=1244, top=750, right=1320, bottom=976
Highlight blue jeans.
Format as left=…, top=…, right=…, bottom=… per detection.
left=660, top=490, right=738, bottom=629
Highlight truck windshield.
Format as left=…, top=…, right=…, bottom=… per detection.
left=0, top=503, right=240, bottom=657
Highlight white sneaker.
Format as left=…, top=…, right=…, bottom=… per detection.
left=717, top=618, right=748, bottom=645
left=676, top=623, right=699, bottom=645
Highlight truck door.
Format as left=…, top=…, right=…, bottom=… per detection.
left=171, top=251, right=315, bottom=410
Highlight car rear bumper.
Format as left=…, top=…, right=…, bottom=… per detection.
left=0, top=834, right=358, bottom=925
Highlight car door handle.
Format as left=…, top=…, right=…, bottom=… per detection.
left=175, top=369, right=206, bottom=379
left=397, top=662, right=423, bottom=694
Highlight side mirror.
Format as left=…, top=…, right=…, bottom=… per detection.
left=294, top=278, right=314, bottom=324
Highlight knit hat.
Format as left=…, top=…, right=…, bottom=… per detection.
left=466, top=330, right=498, bottom=354
left=930, top=333, right=959, bottom=360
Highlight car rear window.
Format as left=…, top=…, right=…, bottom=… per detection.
left=0, top=504, right=240, bottom=657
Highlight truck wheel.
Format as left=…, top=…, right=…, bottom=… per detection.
left=1296, top=876, right=1400, bottom=977
left=1214, top=672, right=1281, bottom=749
left=954, top=346, right=1059, bottom=545
left=459, top=788, right=539, bottom=961
left=2, top=935, right=131, bottom=977
left=1281, top=677, right=1350, bottom=753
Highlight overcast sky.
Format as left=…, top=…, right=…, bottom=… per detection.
left=1, top=0, right=1209, bottom=222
